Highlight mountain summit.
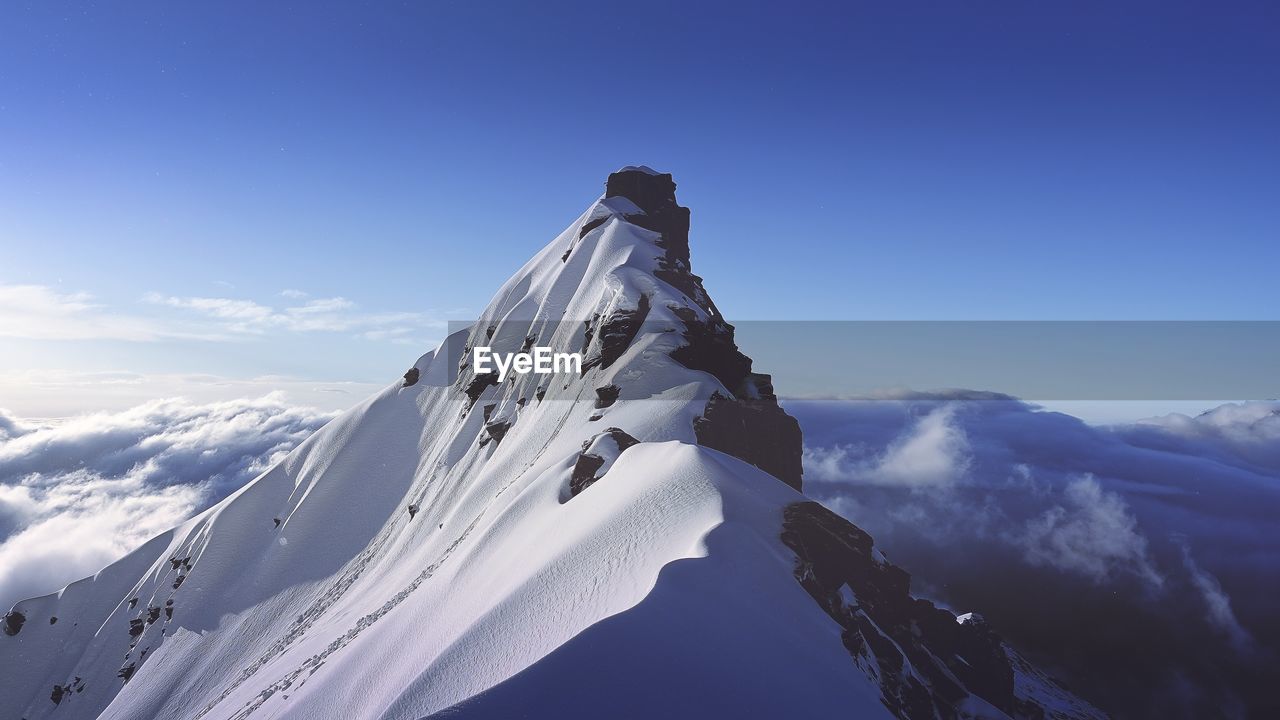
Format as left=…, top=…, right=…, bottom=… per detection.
left=1, top=169, right=1103, bottom=720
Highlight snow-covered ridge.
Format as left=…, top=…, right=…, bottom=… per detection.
left=1, top=168, right=1103, bottom=720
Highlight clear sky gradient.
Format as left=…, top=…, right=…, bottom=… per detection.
left=2, top=1, right=1277, bottom=416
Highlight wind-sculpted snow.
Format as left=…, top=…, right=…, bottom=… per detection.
left=2, top=170, right=1099, bottom=720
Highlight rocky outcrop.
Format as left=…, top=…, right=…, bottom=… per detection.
left=464, top=372, right=499, bottom=406
left=568, top=428, right=639, bottom=498
left=695, top=391, right=803, bottom=491
left=779, top=501, right=1077, bottom=720
left=2, top=610, right=23, bottom=637
left=581, top=294, right=650, bottom=373
left=403, top=367, right=420, bottom=387
left=668, top=306, right=803, bottom=491
left=483, top=420, right=511, bottom=445
left=600, top=168, right=804, bottom=492
left=593, top=385, right=620, bottom=409
left=605, top=168, right=690, bottom=269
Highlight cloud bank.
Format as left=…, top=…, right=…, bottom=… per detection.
left=789, top=396, right=1280, bottom=719
left=0, top=395, right=333, bottom=610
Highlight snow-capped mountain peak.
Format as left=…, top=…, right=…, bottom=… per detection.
left=1, top=169, right=1102, bottom=720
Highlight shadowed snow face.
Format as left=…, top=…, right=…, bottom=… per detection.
left=0, top=394, right=333, bottom=609
left=789, top=395, right=1280, bottom=720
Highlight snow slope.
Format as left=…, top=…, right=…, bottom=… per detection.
left=1, top=168, right=1103, bottom=720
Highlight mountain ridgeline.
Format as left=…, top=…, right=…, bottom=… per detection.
left=1, top=168, right=1103, bottom=720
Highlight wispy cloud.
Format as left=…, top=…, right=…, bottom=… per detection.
left=1179, top=542, right=1254, bottom=653
left=802, top=404, right=971, bottom=489
left=0, top=282, right=447, bottom=345
left=144, top=292, right=440, bottom=341
left=0, top=284, right=168, bottom=341
left=1017, top=474, right=1164, bottom=588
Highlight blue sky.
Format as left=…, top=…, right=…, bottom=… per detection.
left=2, top=1, right=1277, bottom=416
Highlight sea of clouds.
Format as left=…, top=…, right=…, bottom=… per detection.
left=2, top=390, right=1276, bottom=717
left=0, top=394, right=334, bottom=611
left=788, top=394, right=1280, bottom=719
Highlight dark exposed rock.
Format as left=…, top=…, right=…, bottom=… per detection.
left=128, top=598, right=138, bottom=610
left=694, top=391, right=803, bottom=491
left=535, top=386, right=546, bottom=402
left=408, top=504, right=419, bottom=519
left=164, top=605, right=173, bottom=621
left=605, top=169, right=690, bottom=268
left=569, top=454, right=605, bottom=496
left=780, top=501, right=1026, bottom=719
left=482, top=403, right=496, bottom=421
left=667, top=307, right=752, bottom=396
left=484, top=420, right=512, bottom=445
left=49, top=616, right=57, bottom=625
left=128, top=618, right=145, bottom=638
left=580, top=314, right=598, bottom=357
left=117, top=662, right=136, bottom=684
left=147, top=607, right=161, bottom=624
left=273, top=517, right=281, bottom=529
left=51, top=684, right=65, bottom=705
left=403, top=367, right=420, bottom=387
left=582, top=295, right=650, bottom=374
left=599, top=170, right=805, bottom=495
left=568, top=428, right=639, bottom=497
left=3, top=610, right=26, bottom=636
left=578, top=216, right=609, bottom=239
left=603, top=168, right=718, bottom=316
left=464, top=372, right=499, bottom=406
left=594, top=385, right=620, bottom=409
left=172, top=574, right=186, bottom=590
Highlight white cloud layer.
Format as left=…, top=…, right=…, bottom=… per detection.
left=0, top=395, right=333, bottom=609
left=1018, top=475, right=1163, bottom=587
left=789, top=396, right=1280, bottom=718
left=802, top=405, right=970, bottom=488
